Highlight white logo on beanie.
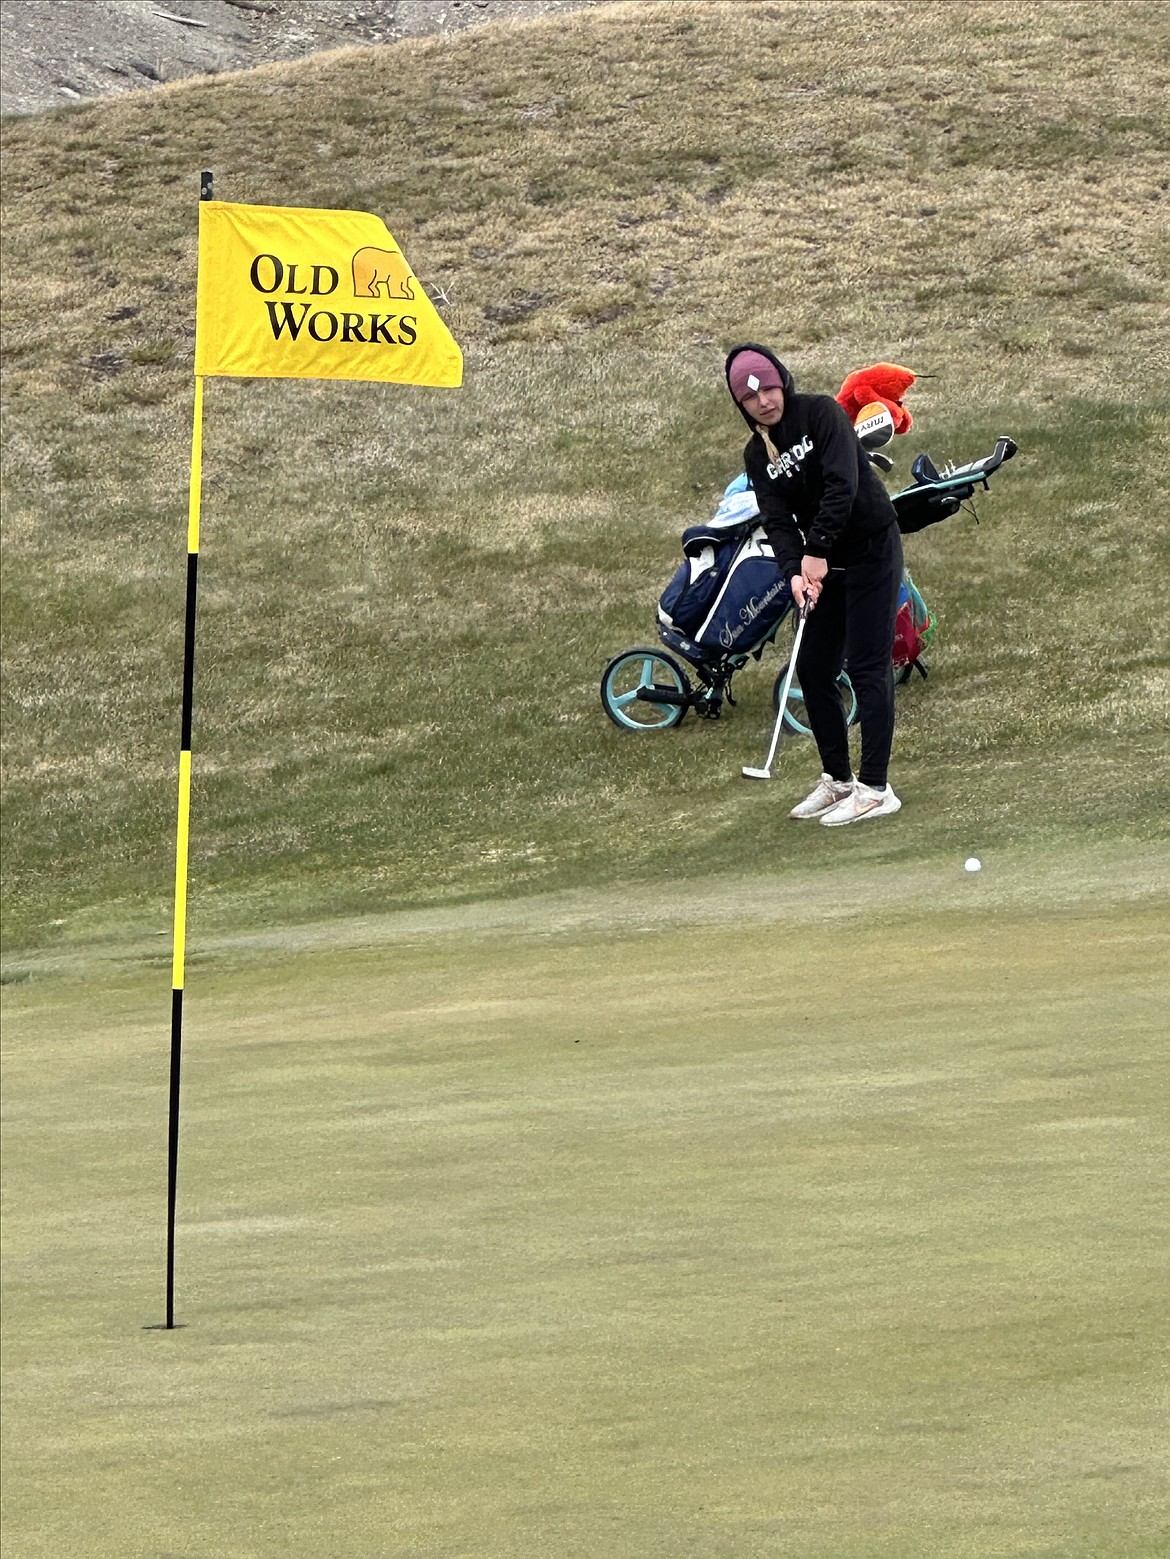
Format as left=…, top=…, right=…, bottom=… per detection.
left=747, top=374, right=760, bottom=392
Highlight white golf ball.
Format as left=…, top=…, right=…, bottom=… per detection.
left=964, top=857, right=982, bottom=873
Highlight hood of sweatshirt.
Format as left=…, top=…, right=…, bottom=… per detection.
left=724, top=343, right=796, bottom=432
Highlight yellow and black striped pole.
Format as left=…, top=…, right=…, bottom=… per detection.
left=167, top=171, right=213, bottom=1329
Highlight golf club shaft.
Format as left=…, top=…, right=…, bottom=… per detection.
left=758, top=602, right=810, bottom=773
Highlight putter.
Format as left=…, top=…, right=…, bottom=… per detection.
left=742, top=599, right=811, bottom=780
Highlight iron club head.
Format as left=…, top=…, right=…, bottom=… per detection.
left=741, top=766, right=771, bottom=780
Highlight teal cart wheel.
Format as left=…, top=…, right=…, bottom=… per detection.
left=601, top=648, right=692, bottom=731
left=772, top=664, right=858, bottom=735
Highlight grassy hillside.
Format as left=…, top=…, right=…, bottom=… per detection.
left=2, top=0, right=1169, bottom=955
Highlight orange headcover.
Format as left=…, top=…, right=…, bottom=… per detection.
left=836, top=362, right=917, bottom=434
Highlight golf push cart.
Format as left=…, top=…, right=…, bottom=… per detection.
left=600, top=435, right=1018, bottom=734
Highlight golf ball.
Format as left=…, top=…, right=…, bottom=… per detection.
left=964, top=857, right=982, bottom=873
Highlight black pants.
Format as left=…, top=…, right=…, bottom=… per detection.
left=795, top=524, right=903, bottom=790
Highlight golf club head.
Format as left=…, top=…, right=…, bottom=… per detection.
left=741, top=766, right=771, bottom=780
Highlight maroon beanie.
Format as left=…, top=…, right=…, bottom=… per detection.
left=728, top=350, right=784, bottom=404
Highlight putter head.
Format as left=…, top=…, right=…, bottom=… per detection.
left=741, top=766, right=771, bottom=780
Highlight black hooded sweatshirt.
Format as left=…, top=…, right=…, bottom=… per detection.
left=724, top=343, right=898, bottom=582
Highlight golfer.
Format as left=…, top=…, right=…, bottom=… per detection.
left=725, top=343, right=903, bottom=825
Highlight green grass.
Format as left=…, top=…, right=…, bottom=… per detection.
left=3, top=860, right=1168, bottom=1557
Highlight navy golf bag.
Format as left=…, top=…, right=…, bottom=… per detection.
left=598, top=476, right=797, bottom=730
left=657, top=478, right=792, bottom=669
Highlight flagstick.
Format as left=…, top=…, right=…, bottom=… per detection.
left=166, top=371, right=204, bottom=1329
left=166, top=170, right=213, bottom=1330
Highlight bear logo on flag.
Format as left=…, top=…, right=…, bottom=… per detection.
left=351, top=246, right=415, bottom=301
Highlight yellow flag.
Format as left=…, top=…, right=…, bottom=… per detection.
left=194, top=201, right=462, bottom=386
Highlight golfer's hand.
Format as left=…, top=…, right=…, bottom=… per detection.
left=794, top=555, right=828, bottom=609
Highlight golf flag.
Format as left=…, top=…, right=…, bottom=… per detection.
left=194, top=200, right=462, bottom=386
left=165, top=179, right=463, bottom=1330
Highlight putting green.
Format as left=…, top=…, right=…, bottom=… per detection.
left=2, top=847, right=1168, bottom=1557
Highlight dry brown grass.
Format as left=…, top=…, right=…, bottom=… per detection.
left=2, top=0, right=1168, bottom=402
left=2, top=1, right=1168, bottom=950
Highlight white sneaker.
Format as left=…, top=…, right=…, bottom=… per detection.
left=820, top=781, right=902, bottom=827
left=789, top=772, right=855, bottom=820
